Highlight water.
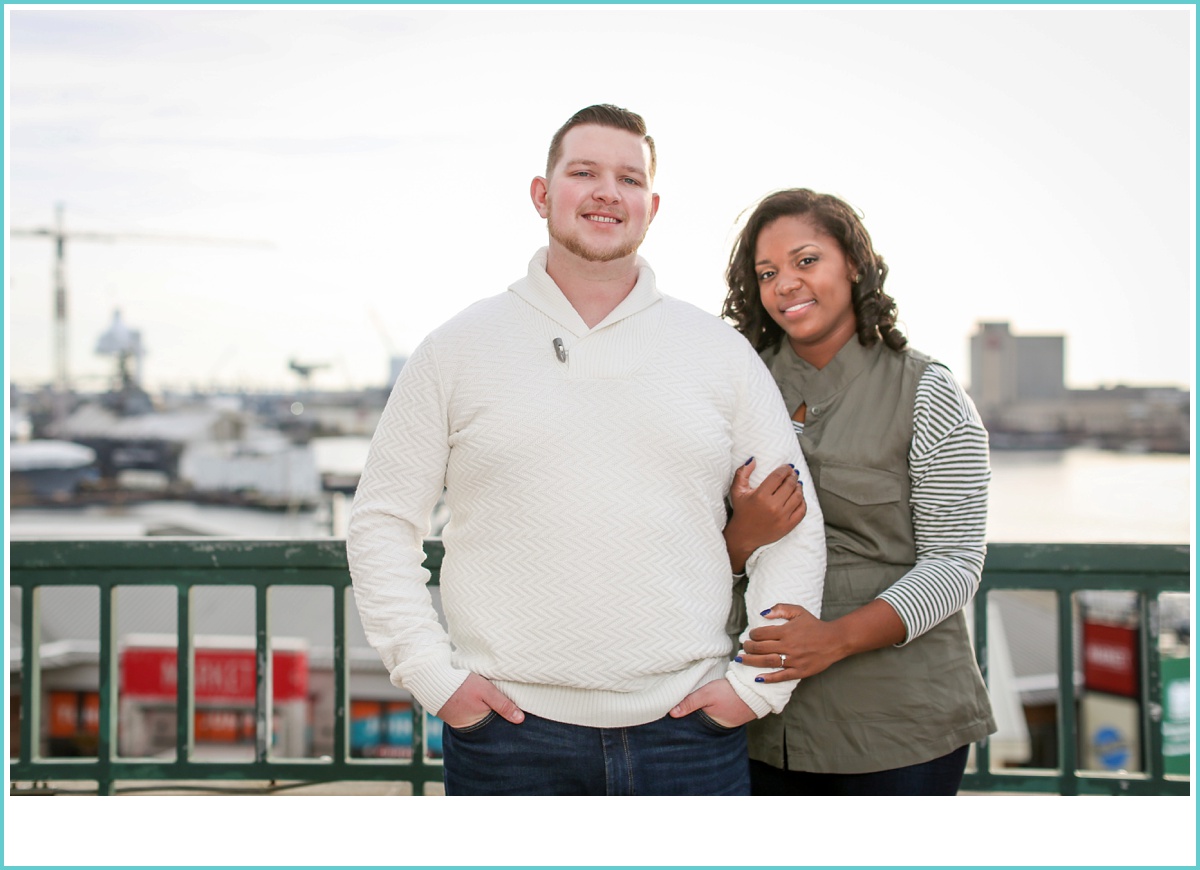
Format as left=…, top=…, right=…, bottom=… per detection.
left=987, top=448, right=1191, bottom=544
left=7, top=499, right=337, bottom=539
left=10, top=438, right=1192, bottom=545
left=311, top=438, right=1194, bottom=545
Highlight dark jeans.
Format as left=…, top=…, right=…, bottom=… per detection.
left=442, top=709, right=750, bottom=795
left=749, top=744, right=971, bottom=796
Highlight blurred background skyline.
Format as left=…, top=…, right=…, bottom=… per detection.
left=6, top=6, right=1194, bottom=395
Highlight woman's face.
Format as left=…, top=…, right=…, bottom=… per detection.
left=755, top=214, right=858, bottom=368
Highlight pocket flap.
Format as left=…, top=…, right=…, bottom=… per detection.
left=819, top=463, right=903, bottom=506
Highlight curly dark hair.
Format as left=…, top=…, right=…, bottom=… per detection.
left=722, top=188, right=906, bottom=354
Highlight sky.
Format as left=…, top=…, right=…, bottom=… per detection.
left=4, top=5, right=1195, bottom=399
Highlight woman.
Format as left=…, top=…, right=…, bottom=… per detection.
left=722, top=188, right=995, bottom=796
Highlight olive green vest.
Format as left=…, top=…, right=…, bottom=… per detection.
left=747, top=337, right=995, bottom=774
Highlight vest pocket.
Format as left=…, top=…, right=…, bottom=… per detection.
left=815, top=463, right=910, bottom=562
left=818, top=462, right=902, bottom=506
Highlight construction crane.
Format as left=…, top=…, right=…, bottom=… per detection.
left=288, top=358, right=330, bottom=390
left=10, top=203, right=271, bottom=412
left=368, top=306, right=408, bottom=386
left=368, top=306, right=398, bottom=356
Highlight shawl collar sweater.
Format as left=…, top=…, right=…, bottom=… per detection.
left=348, top=249, right=826, bottom=727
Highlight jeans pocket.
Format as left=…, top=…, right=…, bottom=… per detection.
left=695, top=709, right=743, bottom=734
left=445, top=709, right=499, bottom=736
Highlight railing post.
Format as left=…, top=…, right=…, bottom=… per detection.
left=19, top=586, right=41, bottom=771
left=97, top=583, right=117, bottom=795
left=410, top=700, right=426, bottom=795
left=1056, top=587, right=1079, bottom=796
left=1140, top=592, right=1166, bottom=782
left=176, top=583, right=194, bottom=763
left=255, top=584, right=273, bottom=764
left=973, top=593, right=992, bottom=778
left=333, top=584, right=348, bottom=766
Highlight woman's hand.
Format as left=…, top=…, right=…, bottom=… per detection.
left=738, top=600, right=907, bottom=682
left=724, top=458, right=807, bottom=573
left=738, top=604, right=843, bottom=681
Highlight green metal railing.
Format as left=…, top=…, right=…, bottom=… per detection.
left=963, top=543, right=1191, bottom=796
left=9, top=538, right=447, bottom=795
left=8, top=540, right=1192, bottom=796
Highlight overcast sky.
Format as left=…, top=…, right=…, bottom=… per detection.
left=5, top=6, right=1194, bottom=396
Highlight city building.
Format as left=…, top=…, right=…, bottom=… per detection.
left=968, top=322, right=1189, bottom=452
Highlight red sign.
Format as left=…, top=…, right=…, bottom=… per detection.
left=121, top=646, right=308, bottom=703
left=1082, top=621, right=1139, bottom=698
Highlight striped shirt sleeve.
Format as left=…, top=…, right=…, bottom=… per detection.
left=876, top=364, right=990, bottom=645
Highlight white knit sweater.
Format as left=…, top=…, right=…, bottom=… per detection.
left=347, top=249, right=826, bottom=728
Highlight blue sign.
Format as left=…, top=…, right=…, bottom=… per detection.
left=1092, top=725, right=1130, bottom=770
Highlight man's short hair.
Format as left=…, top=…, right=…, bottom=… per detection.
left=545, top=104, right=657, bottom=179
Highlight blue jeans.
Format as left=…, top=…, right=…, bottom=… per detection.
left=442, top=709, right=750, bottom=795
left=749, top=744, right=971, bottom=796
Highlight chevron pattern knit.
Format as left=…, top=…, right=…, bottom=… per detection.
left=348, top=249, right=826, bottom=728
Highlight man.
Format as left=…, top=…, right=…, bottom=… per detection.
left=347, top=104, right=825, bottom=795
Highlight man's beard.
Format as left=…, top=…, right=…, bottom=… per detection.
left=547, top=210, right=646, bottom=263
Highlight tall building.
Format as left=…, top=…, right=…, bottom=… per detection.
left=968, top=321, right=1187, bottom=452
left=969, top=322, right=1066, bottom=417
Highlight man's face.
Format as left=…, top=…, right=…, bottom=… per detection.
left=534, top=124, right=659, bottom=264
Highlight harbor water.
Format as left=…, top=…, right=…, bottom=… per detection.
left=984, top=447, right=1192, bottom=545
left=7, top=439, right=1192, bottom=545
left=310, top=439, right=1194, bottom=545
